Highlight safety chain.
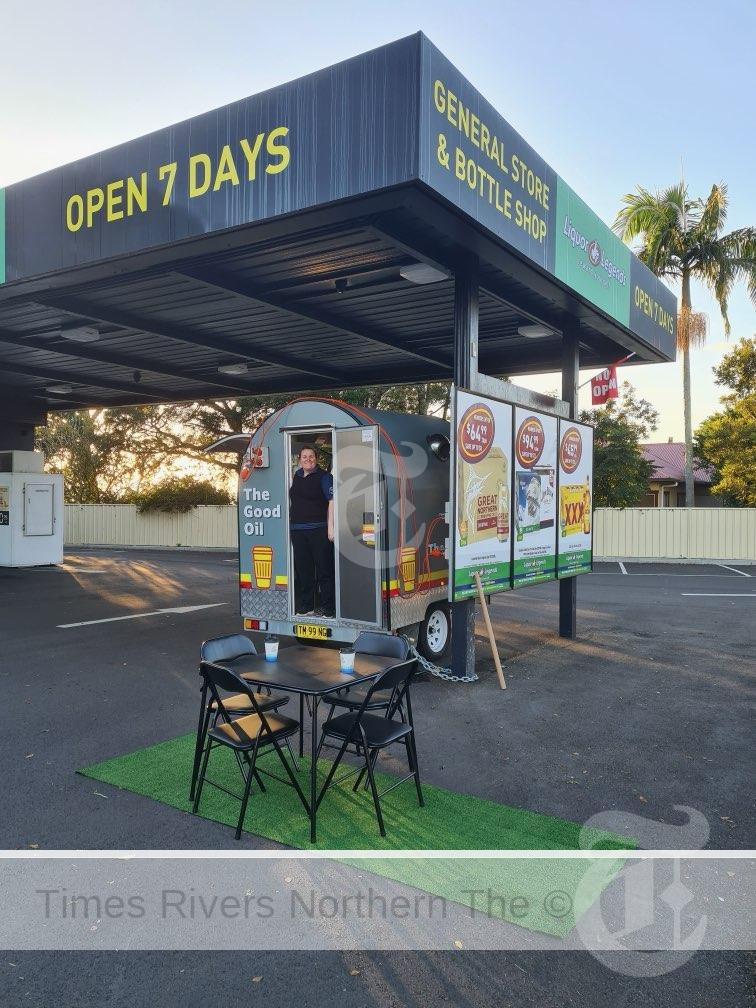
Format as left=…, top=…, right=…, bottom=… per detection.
left=402, top=638, right=479, bottom=683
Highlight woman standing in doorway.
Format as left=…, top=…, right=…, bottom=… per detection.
left=289, top=445, right=335, bottom=617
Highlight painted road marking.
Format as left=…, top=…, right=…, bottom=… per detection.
left=57, top=603, right=227, bottom=629
left=594, top=572, right=749, bottom=578
left=716, top=563, right=751, bottom=577
left=618, top=561, right=628, bottom=575
left=681, top=593, right=756, bottom=598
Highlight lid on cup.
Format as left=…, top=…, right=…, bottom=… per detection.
left=265, top=634, right=278, bottom=642
left=340, top=646, right=355, bottom=655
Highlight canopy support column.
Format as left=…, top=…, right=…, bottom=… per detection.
left=451, top=261, right=479, bottom=679
left=0, top=398, right=46, bottom=451
left=559, top=331, right=580, bottom=639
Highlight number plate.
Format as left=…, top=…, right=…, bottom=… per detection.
left=293, top=623, right=332, bottom=640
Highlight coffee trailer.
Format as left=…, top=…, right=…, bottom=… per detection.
left=226, top=398, right=453, bottom=660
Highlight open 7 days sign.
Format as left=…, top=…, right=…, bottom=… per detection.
left=452, top=390, right=594, bottom=601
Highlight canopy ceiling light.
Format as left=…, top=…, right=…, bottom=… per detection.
left=517, top=324, right=553, bottom=339
left=46, top=384, right=74, bottom=394
left=60, top=325, right=100, bottom=343
left=399, top=263, right=450, bottom=285
left=218, top=363, right=249, bottom=375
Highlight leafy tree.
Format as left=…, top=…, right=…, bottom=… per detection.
left=133, top=476, right=232, bottom=513
left=694, top=336, right=756, bottom=506
left=580, top=383, right=658, bottom=507
left=36, top=383, right=453, bottom=502
left=710, top=335, right=756, bottom=398
left=134, top=395, right=294, bottom=477
left=132, top=383, right=452, bottom=479
left=36, top=408, right=167, bottom=502
left=614, top=182, right=756, bottom=507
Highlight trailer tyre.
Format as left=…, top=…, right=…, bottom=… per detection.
left=418, top=602, right=452, bottom=665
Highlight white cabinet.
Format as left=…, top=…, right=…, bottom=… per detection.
left=0, top=473, right=64, bottom=567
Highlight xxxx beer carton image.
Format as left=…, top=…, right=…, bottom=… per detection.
left=556, top=420, right=594, bottom=577
left=559, top=479, right=591, bottom=538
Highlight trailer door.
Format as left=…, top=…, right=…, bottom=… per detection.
left=334, top=426, right=381, bottom=626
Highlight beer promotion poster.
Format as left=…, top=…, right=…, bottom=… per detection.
left=452, top=390, right=513, bottom=601
left=557, top=419, right=594, bottom=577
left=512, top=406, right=558, bottom=587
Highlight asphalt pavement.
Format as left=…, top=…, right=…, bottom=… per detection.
left=0, top=549, right=753, bottom=1006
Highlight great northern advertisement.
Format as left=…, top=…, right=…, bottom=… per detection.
left=453, top=390, right=513, bottom=601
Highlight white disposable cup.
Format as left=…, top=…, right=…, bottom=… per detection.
left=339, top=649, right=355, bottom=673
left=265, top=640, right=279, bottom=662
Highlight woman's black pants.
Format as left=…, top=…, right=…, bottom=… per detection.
left=291, top=527, right=335, bottom=614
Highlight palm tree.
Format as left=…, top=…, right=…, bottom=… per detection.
left=613, top=183, right=756, bottom=506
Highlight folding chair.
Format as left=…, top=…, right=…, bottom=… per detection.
left=324, top=632, right=409, bottom=721
left=315, top=658, right=423, bottom=837
left=192, top=662, right=309, bottom=840
left=190, top=634, right=294, bottom=802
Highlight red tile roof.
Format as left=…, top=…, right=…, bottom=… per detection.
left=642, top=442, right=714, bottom=483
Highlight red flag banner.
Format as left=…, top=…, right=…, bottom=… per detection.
left=591, top=366, right=619, bottom=405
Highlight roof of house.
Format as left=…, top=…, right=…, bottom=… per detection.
left=642, top=442, right=714, bottom=484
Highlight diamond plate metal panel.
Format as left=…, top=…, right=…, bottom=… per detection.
left=240, top=586, right=289, bottom=621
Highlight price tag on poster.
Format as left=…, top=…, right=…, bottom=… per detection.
left=512, top=407, right=558, bottom=587
left=452, top=390, right=513, bottom=601
left=557, top=419, right=594, bottom=577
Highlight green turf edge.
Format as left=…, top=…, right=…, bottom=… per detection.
left=78, top=733, right=637, bottom=937
left=78, top=733, right=637, bottom=852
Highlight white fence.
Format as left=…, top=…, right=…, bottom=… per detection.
left=592, top=507, right=756, bottom=562
left=64, top=504, right=236, bottom=549
left=63, top=505, right=756, bottom=562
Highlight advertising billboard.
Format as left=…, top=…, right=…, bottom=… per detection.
left=452, top=390, right=513, bottom=601
left=512, top=407, right=559, bottom=588
left=557, top=419, right=594, bottom=577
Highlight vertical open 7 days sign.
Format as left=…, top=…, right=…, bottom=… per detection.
left=452, top=390, right=593, bottom=600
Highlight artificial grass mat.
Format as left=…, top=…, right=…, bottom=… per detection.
left=79, top=733, right=637, bottom=936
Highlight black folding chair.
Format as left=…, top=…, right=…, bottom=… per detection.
left=315, top=658, right=424, bottom=837
left=324, top=632, right=409, bottom=720
left=192, top=662, right=309, bottom=840
left=190, top=634, right=294, bottom=801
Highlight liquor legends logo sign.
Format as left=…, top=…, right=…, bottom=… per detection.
left=515, top=416, right=545, bottom=467
left=563, top=216, right=627, bottom=286
left=458, top=403, right=495, bottom=463
left=559, top=426, right=583, bottom=474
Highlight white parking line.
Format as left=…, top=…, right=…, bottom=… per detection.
left=717, top=563, right=751, bottom=577
left=58, top=602, right=227, bottom=628
left=681, top=593, right=756, bottom=598
left=618, top=561, right=628, bottom=575
left=599, top=571, right=747, bottom=578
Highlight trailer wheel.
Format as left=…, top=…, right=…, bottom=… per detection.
left=418, top=602, right=451, bottom=665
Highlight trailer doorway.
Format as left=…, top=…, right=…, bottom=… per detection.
left=285, top=426, right=382, bottom=629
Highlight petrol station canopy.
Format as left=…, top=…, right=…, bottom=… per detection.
left=0, top=33, right=676, bottom=420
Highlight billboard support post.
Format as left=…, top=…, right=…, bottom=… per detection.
left=451, top=261, right=478, bottom=679
left=559, top=331, right=580, bottom=639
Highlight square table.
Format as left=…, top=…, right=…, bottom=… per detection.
left=215, top=645, right=390, bottom=842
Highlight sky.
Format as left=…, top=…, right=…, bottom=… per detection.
left=2, top=0, right=754, bottom=441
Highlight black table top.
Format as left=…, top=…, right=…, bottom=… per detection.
left=217, top=645, right=390, bottom=696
